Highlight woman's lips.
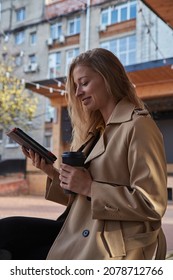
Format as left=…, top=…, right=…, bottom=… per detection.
left=82, top=96, right=91, bottom=105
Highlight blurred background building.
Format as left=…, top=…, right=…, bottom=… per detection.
left=0, top=0, right=173, bottom=197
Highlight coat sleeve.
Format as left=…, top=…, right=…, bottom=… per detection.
left=91, top=116, right=167, bottom=221
left=45, top=171, right=69, bottom=206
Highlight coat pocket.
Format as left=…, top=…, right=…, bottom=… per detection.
left=101, top=220, right=126, bottom=258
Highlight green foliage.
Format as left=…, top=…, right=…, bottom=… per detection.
left=0, top=46, right=38, bottom=129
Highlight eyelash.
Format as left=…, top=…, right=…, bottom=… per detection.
left=74, top=82, right=88, bottom=90
left=81, top=82, right=88, bottom=86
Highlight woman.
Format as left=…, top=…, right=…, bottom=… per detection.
left=0, top=48, right=167, bottom=259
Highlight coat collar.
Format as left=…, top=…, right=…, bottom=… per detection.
left=84, top=98, right=136, bottom=163
left=106, top=97, right=136, bottom=125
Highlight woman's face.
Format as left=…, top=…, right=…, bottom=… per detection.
left=73, top=65, right=116, bottom=122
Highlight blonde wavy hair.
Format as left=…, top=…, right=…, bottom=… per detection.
left=66, top=48, right=144, bottom=150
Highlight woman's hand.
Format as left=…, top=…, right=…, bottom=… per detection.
left=22, top=147, right=57, bottom=180
left=59, top=163, right=92, bottom=197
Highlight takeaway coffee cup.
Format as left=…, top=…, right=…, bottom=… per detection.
left=61, top=151, right=86, bottom=194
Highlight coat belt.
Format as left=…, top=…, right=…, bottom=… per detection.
left=125, top=228, right=166, bottom=260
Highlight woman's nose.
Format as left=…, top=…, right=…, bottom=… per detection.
left=75, top=85, right=83, bottom=97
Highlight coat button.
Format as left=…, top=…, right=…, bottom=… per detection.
left=82, top=229, right=90, bottom=237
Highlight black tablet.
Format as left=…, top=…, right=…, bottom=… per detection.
left=6, top=127, right=57, bottom=164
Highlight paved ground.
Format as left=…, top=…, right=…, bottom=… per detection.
left=0, top=195, right=172, bottom=258
left=0, top=195, right=65, bottom=220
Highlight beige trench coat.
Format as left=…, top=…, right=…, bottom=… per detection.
left=45, top=97, right=167, bottom=260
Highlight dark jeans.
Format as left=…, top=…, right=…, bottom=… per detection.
left=0, top=216, right=64, bottom=260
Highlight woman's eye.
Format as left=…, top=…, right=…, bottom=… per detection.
left=82, top=82, right=88, bottom=86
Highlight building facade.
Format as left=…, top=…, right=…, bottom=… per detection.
left=0, top=0, right=173, bottom=196
left=0, top=0, right=53, bottom=161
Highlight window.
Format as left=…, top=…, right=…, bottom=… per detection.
left=16, top=7, right=26, bottom=22
left=48, top=52, right=61, bottom=78
left=130, top=2, right=137, bottom=18
left=50, top=23, right=62, bottom=39
left=29, top=54, right=36, bottom=64
left=68, top=16, right=80, bottom=35
left=61, top=107, right=72, bottom=144
left=111, top=8, right=118, bottom=23
left=66, top=48, right=79, bottom=74
left=100, top=34, right=136, bottom=66
left=45, top=98, right=55, bottom=122
left=44, top=132, right=52, bottom=149
left=6, top=137, right=18, bottom=148
left=101, top=1, right=136, bottom=26
left=2, top=52, right=7, bottom=61
left=15, top=54, right=22, bottom=66
left=15, top=31, right=25, bottom=45
left=30, top=32, right=37, bottom=45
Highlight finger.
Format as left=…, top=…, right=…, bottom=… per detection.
left=22, top=146, right=30, bottom=158
left=28, top=149, right=36, bottom=160
left=59, top=175, right=68, bottom=184
left=40, top=157, right=47, bottom=168
left=59, top=170, right=69, bottom=181
left=60, top=181, right=68, bottom=190
left=60, top=163, right=73, bottom=172
left=35, top=152, right=41, bottom=162
left=34, top=154, right=42, bottom=167
left=40, top=158, right=52, bottom=173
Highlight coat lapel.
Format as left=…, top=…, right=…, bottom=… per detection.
left=82, top=98, right=136, bottom=164
left=84, top=133, right=105, bottom=163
